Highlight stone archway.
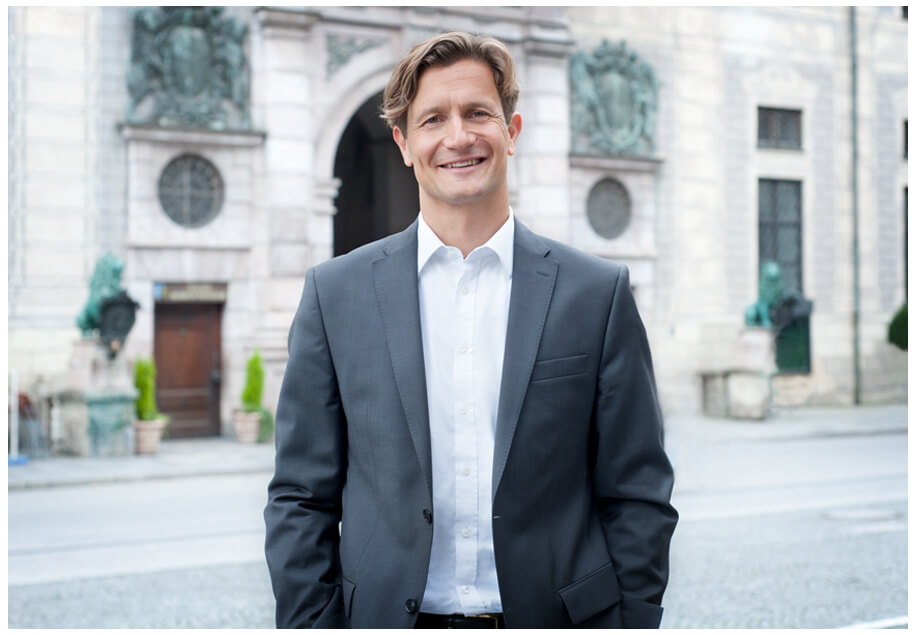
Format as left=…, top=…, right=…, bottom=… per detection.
left=333, top=91, right=419, bottom=256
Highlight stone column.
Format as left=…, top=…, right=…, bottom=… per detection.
left=251, top=8, right=322, bottom=413
left=515, top=33, right=574, bottom=242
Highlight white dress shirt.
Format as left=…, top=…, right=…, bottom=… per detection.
left=417, top=210, right=514, bottom=615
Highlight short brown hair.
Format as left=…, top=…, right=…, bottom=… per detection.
left=381, top=31, right=520, bottom=132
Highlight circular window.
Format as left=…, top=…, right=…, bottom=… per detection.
left=157, top=154, right=224, bottom=228
left=586, top=178, right=632, bottom=240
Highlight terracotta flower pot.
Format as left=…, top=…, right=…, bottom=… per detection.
left=233, top=409, right=261, bottom=443
left=134, top=418, right=166, bottom=455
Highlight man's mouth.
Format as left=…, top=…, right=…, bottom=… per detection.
left=440, top=158, right=485, bottom=169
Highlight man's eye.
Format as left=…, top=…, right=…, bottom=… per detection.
left=471, top=110, right=489, bottom=118
left=423, top=116, right=442, bottom=125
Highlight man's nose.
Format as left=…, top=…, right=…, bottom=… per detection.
left=443, top=116, right=475, bottom=148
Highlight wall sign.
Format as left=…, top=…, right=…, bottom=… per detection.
left=154, top=282, right=228, bottom=303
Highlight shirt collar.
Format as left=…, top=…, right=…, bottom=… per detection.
left=417, top=209, right=515, bottom=278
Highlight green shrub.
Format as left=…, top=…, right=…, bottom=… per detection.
left=257, top=406, right=275, bottom=443
left=134, top=358, right=161, bottom=421
left=241, top=350, right=264, bottom=412
left=888, top=303, right=907, bottom=351
left=241, top=351, right=274, bottom=442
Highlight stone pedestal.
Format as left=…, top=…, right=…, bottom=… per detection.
left=52, top=338, right=139, bottom=456
left=85, top=352, right=137, bottom=457
left=67, top=339, right=98, bottom=392
left=53, top=390, right=91, bottom=456
left=700, top=327, right=776, bottom=420
left=733, top=327, right=777, bottom=373
left=86, top=389, right=138, bottom=456
left=725, top=371, right=771, bottom=419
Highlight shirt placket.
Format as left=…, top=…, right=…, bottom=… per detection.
left=453, top=257, right=483, bottom=611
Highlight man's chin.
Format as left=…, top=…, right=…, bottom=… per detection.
left=420, top=180, right=506, bottom=211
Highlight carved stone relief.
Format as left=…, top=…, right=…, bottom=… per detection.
left=570, top=40, right=658, bottom=157
left=326, top=34, right=383, bottom=78
left=126, top=7, right=250, bottom=130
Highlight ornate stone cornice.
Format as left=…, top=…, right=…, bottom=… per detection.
left=254, top=7, right=320, bottom=33
left=118, top=123, right=266, bottom=148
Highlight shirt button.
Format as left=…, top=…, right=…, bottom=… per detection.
left=461, top=466, right=470, bottom=476
left=405, top=599, right=419, bottom=614
left=461, top=586, right=471, bottom=594
left=459, top=405, right=469, bottom=415
left=461, top=286, right=469, bottom=295
left=422, top=509, right=433, bottom=523
left=459, top=344, right=469, bottom=353
left=461, top=527, right=471, bottom=538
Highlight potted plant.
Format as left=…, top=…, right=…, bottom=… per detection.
left=234, top=350, right=274, bottom=443
left=133, top=357, right=169, bottom=455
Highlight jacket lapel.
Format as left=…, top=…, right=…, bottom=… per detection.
left=372, top=222, right=433, bottom=498
left=492, top=221, right=558, bottom=499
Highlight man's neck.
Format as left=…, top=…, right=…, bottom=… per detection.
left=420, top=200, right=510, bottom=258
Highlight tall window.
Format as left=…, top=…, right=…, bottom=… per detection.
left=759, top=179, right=803, bottom=292
left=759, top=178, right=810, bottom=372
left=758, top=107, right=802, bottom=150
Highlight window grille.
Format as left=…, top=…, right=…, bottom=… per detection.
left=758, top=107, right=802, bottom=150
left=158, top=154, right=224, bottom=228
left=758, top=178, right=810, bottom=372
left=586, top=178, right=632, bottom=240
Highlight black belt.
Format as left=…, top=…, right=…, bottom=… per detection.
left=415, top=612, right=505, bottom=628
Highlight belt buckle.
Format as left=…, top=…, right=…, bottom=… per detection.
left=475, top=614, right=500, bottom=628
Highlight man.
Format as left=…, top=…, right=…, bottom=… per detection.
left=264, top=31, right=677, bottom=629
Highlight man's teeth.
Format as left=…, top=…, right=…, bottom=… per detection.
left=444, top=159, right=480, bottom=168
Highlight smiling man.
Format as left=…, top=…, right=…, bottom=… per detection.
left=264, top=32, right=677, bottom=629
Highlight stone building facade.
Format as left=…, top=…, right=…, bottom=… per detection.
left=8, top=6, right=907, bottom=438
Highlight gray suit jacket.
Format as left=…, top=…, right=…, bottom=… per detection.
left=264, top=219, right=677, bottom=628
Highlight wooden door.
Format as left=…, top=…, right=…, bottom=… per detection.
left=154, top=303, right=222, bottom=437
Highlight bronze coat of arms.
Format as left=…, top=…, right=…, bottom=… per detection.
left=570, top=40, right=659, bottom=157
left=126, top=7, right=250, bottom=130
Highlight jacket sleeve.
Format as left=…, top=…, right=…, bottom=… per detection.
left=591, top=265, right=678, bottom=628
left=264, top=266, right=348, bottom=628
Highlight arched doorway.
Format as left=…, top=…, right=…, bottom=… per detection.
left=333, top=91, right=419, bottom=256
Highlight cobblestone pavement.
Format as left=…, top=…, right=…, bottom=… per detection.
left=661, top=499, right=907, bottom=628
left=8, top=498, right=906, bottom=628
left=8, top=562, right=276, bottom=628
left=8, top=406, right=906, bottom=628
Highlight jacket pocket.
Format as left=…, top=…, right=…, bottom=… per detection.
left=342, top=576, right=356, bottom=619
left=530, top=353, right=588, bottom=382
left=558, top=562, right=622, bottom=624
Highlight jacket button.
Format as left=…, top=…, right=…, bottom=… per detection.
left=423, top=509, right=433, bottom=523
left=405, top=598, right=419, bottom=614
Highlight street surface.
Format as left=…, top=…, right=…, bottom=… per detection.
left=7, top=408, right=908, bottom=628
left=662, top=420, right=907, bottom=629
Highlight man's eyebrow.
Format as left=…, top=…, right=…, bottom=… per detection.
left=411, top=106, right=442, bottom=123
left=463, top=101, right=499, bottom=112
left=410, top=101, right=500, bottom=123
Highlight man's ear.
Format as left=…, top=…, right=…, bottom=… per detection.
left=392, top=126, right=413, bottom=167
left=507, top=113, right=522, bottom=156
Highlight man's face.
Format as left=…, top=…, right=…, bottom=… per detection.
left=393, top=58, right=522, bottom=213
